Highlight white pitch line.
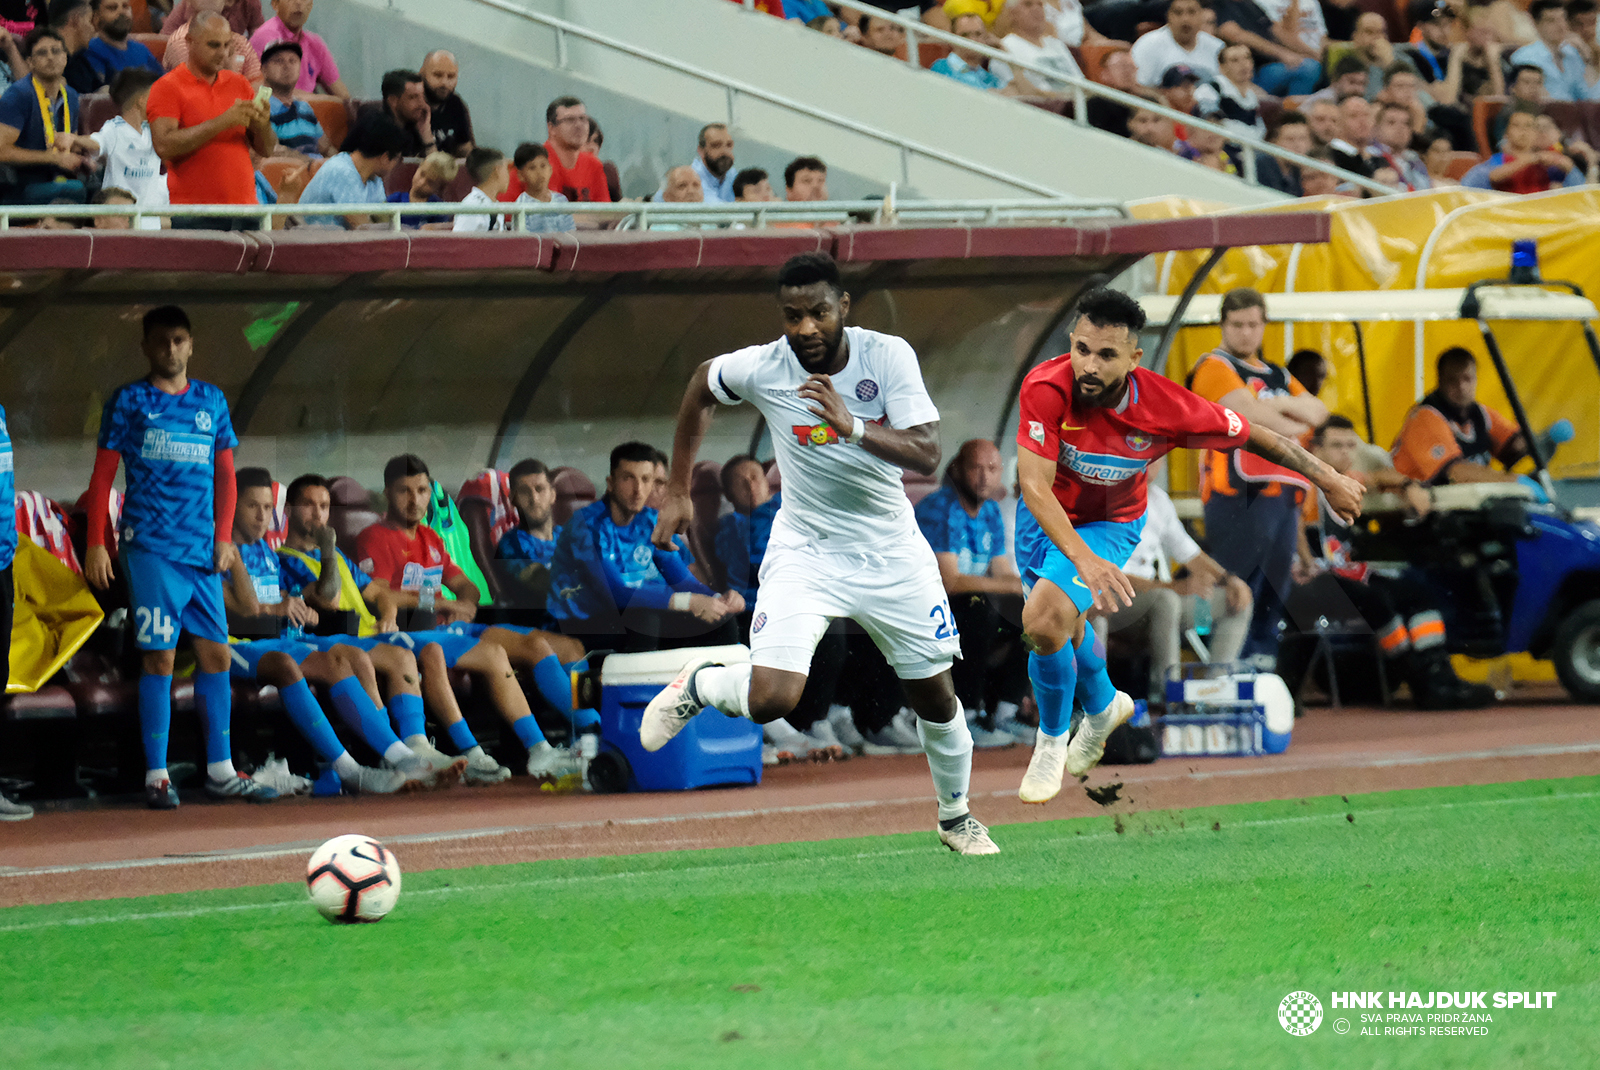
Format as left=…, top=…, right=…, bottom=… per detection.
left=0, top=790, right=1593, bottom=935
left=3, top=741, right=1595, bottom=881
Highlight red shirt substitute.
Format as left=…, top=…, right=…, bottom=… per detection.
left=145, top=64, right=257, bottom=204
left=355, top=521, right=464, bottom=594
left=1016, top=357, right=1251, bottom=525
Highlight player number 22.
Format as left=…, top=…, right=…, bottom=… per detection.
left=929, top=603, right=958, bottom=640
left=136, top=607, right=176, bottom=645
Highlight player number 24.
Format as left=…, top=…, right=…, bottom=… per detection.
left=136, top=607, right=177, bottom=645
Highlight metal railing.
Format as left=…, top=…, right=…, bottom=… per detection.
left=0, top=195, right=1128, bottom=231
left=737, top=0, right=1394, bottom=196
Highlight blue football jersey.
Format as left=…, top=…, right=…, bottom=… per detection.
left=0, top=404, right=15, bottom=570
left=548, top=500, right=668, bottom=620
left=277, top=545, right=373, bottom=597
left=496, top=526, right=561, bottom=566
left=231, top=538, right=283, bottom=605
left=99, top=379, right=237, bottom=569
left=915, top=484, right=1007, bottom=577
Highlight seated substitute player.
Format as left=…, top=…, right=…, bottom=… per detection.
left=1012, top=287, right=1365, bottom=803
left=83, top=306, right=278, bottom=808
left=279, top=472, right=561, bottom=782
left=1288, top=416, right=1496, bottom=709
left=913, top=439, right=1027, bottom=747
left=223, top=467, right=458, bottom=792
left=1390, top=347, right=1537, bottom=492
left=494, top=457, right=561, bottom=623
left=641, top=251, right=1000, bottom=856
left=547, top=441, right=743, bottom=652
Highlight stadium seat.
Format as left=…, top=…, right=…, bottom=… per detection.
left=327, top=476, right=380, bottom=557
left=131, top=0, right=153, bottom=32
left=1445, top=151, right=1483, bottom=179
left=131, top=32, right=166, bottom=63
left=549, top=467, right=597, bottom=527
left=688, top=460, right=724, bottom=587
left=901, top=470, right=940, bottom=505
left=1077, top=43, right=1128, bottom=84
left=306, top=95, right=352, bottom=152
left=385, top=159, right=417, bottom=196
left=258, top=159, right=308, bottom=199
left=917, top=41, right=951, bottom=68
left=1473, top=96, right=1506, bottom=156
left=81, top=92, right=117, bottom=136
left=15, top=491, right=81, bottom=572
left=442, top=163, right=475, bottom=202
left=764, top=459, right=781, bottom=493
left=3, top=687, right=77, bottom=723
left=457, top=468, right=516, bottom=605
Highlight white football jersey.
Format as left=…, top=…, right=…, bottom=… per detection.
left=707, top=326, right=940, bottom=551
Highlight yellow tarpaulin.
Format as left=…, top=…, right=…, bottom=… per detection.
left=8, top=535, right=103, bottom=694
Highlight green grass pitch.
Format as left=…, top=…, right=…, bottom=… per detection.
left=3, top=777, right=1596, bottom=1069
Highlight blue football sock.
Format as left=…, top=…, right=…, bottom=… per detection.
left=508, top=714, right=546, bottom=749
left=329, top=677, right=402, bottom=753
left=571, top=707, right=601, bottom=731
left=531, top=654, right=573, bottom=713
left=446, top=719, right=478, bottom=751
left=387, top=692, right=427, bottom=740
left=1073, top=629, right=1117, bottom=716
left=195, top=671, right=233, bottom=765
left=1028, top=644, right=1078, bottom=738
left=279, top=678, right=347, bottom=763
left=138, top=673, right=173, bottom=772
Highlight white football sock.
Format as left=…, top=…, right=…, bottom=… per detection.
left=404, top=734, right=434, bottom=753
left=332, top=752, right=361, bottom=779
left=145, top=767, right=169, bottom=788
left=383, top=741, right=415, bottom=766
left=206, top=760, right=236, bottom=782
left=916, top=700, right=974, bottom=822
left=694, top=663, right=752, bottom=719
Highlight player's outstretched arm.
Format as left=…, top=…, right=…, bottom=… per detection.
left=1240, top=424, right=1366, bottom=522
left=797, top=373, right=941, bottom=476
left=654, top=361, right=721, bottom=550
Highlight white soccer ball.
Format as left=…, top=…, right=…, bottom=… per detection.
left=305, top=834, right=402, bottom=924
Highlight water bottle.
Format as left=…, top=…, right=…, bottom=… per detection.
left=579, top=733, right=598, bottom=793
left=419, top=583, right=436, bottom=612
left=1192, top=592, right=1213, bottom=637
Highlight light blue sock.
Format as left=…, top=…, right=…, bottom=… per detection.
left=387, top=692, right=427, bottom=740
left=1028, top=644, right=1078, bottom=738
left=509, top=714, right=546, bottom=749
left=1073, top=629, right=1117, bottom=716
left=279, top=678, right=347, bottom=763
left=139, top=673, right=172, bottom=772
left=531, top=654, right=573, bottom=713
left=446, top=719, right=478, bottom=751
left=571, top=707, right=601, bottom=731
left=329, top=677, right=402, bottom=753
left=195, top=671, right=233, bottom=765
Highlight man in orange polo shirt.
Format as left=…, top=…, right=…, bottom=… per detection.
left=1187, top=287, right=1329, bottom=667
left=1391, top=347, right=1530, bottom=488
left=148, top=9, right=275, bottom=230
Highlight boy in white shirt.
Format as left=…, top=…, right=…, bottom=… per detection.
left=510, top=142, right=574, bottom=233
left=453, top=147, right=508, bottom=232
left=82, top=68, right=168, bottom=230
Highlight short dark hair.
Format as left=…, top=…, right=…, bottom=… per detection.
left=47, top=0, right=89, bottom=28
left=776, top=251, right=843, bottom=295
left=545, top=95, right=584, bottom=125
left=346, top=113, right=409, bottom=158
left=1312, top=413, right=1357, bottom=443
left=858, top=13, right=875, bottom=33
left=719, top=454, right=763, bottom=499
left=1570, top=0, right=1599, bottom=16
left=1531, top=0, right=1567, bottom=19
left=783, top=155, right=826, bottom=189
left=587, top=117, right=603, bottom=147
left=1436, top=347, right=1477, bottom=379
left=698, top=123, right=728, bottom=149
left=1376, top=100, right=1412, bottom=122
left=93, top=186, right=134, bottom=204
left=1331, top=54, right=1367, bottom=81
left=110, top=67, right=158, bottom=110
left=1383, top=61, right=1417, bottom=84
left=513, top=141, right=549, bottom=169
left=143, top=305, right=190, bottom=338
left=464, top=146, right=505, bottom=184
left=22, top=27, right=66, bottom=57
left=380, top=69, right=421, bottom=102
left=651, top=448, right=670, bottom=468
left=1075, top=287, right=1147, bottom=334
left=609, top=441, right=658, bottom=473
left=1511, top=63, right=1546, bottom=83
left=1219, top=42, right=1252, bottom=65
left=1267, top=111, right=1308, bottom=141
left=1288, top=349, right=1325, bottom=374
left=1220, top=287, right=1267, bottom=321
left=508, top=458, right=550, bottom=485
left=732, top=167, right=768, bottom=198
left=1166, top=0, right=1202, bottom=14
left=1407, top=0, right=1447, bottom=21
left=285, top=473, right=330, bottom=506
left=383, top=453, right=431, bottom=487
left=236, top=466, right=273, bottom=494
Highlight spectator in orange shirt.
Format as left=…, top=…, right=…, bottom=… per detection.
left=1390, top=347, right=1532, bottom=487
left=163, top=0, right=261, bottom=84
left=1187, top=286, right=1328, bottom=666
left=148, top=9, right=274, bottom=228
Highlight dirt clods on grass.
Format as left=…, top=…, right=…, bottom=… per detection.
left=1085, top=782, right=1123, bottom=806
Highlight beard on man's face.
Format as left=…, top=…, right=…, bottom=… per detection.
left=1072, top=371, right=1121, bottom=408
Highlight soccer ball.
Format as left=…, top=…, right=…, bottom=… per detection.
left=305, top=834, right=402, bottom=924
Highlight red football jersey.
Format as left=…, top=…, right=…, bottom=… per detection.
left=1016, top=358, right=1252, bottom=524
left=355, top=521, right=464, bottom=593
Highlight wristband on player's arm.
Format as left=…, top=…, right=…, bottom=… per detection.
left=847, top=416, right=866, bottom=445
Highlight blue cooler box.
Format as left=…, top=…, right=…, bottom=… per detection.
left=597, top=645, right=763, bottom=792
